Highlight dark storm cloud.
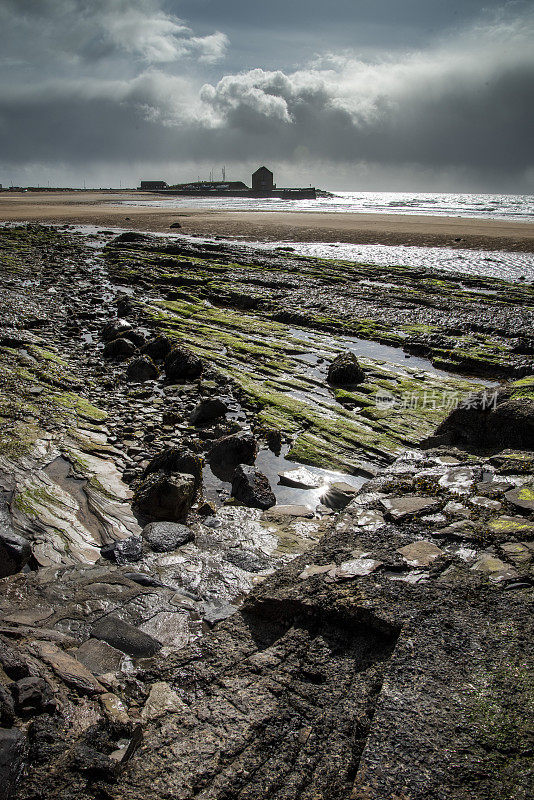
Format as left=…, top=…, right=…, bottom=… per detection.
left=0, top=0, right=532, bottom=189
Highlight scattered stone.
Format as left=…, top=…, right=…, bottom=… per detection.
left=91, top=616, right=162, bottom=658
left=327, top=351, right=365, bottom=385
left=141, top=681, right=187, bottom=721
left=169, top=222, right=182, bottom=229
left=134, top=471, right=196, bottom=522
left=189, top=397, right=227, bottom=424
left=0, top=530, right=31, bottom=578
left=126, top=356, right=158, bottom=382
left=165, top=346, right=203, bottom=381
left=231, top=465, right=276, bottom=510
left=100, top=536, right=142, bottom=565
left=142, top=521, right=194, bottom=552
left=100, top=692, right=130, bottom=725
left=31, top=641, right=104, bottom=695
left=504, top=483, right=534, bottom=512
left=397, top=541, right=444, bottom=567
left=381, top=495, right=439, bottom=521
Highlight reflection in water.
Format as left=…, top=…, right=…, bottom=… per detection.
left=203, top=444, right=366, bottom=510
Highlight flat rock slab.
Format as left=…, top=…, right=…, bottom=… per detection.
left=2, top=607, right=54, bottom=626
left=397, top=541, right=444, bottom=567
left=471, top=553, right=519, bottom=582
left=351, top=509, right=385, bottom=531
left=438, top=466, right=476, bottom=494
left=488, top=515, right=534, bottom=537
left=335, top=558, right=383, bottom=579
left=263, top=505, right=315, bottom=519
left=74, top=638, right=125, bottom=675
left=31, top=641, right=104, bottom=695
left=381, top=495, right=439, bottom=520
left=278, top=467, right=323, bottom=490
left=504, top=484, right=534, bottom=512
left=470, top=496, right=502, bottom=512
left=91, top=616, right=162, bottom=658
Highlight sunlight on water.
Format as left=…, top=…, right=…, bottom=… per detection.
left=118, top=190, right=534, bottom=221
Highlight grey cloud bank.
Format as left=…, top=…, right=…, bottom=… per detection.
left=0, top=0, right=532, bottom=191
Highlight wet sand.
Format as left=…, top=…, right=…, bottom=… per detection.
left=1, top=190, right=534, bottom=251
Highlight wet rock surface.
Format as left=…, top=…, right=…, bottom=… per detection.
left=0, top=225, right=533, bottom=799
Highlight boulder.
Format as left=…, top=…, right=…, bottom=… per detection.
left=134, top=471, right=196, bottom=522
left=164, top=346, right=203, bottom=382
left=100, top=536, right=142, bottom=565
left=189, top=398, right=228, bottom=425
left=0, top=728, right=26, bottom=800
left=142, top=335, right=172, bottom=361
left=101, top=318, right=132, bottom=342
left=126, top=356, right=158, bottom=382
left=12, top=677, right=53, bottom=715
left=143, top=447, right=203, bottom=488
left=111, top=232, right=153, bottom=244
left=0, top=530, right=31, bottom=578
left=103, top=337, right=136, bottom=360
left=424, top=387, right=534, bottom=452
left=142, top=521, right=194, bottom=552
left=120, top=329, right=146, bottom=348
left=91, top=616, right=162, bottom=658
left=327, top=351, right=365, bottom=385
left=208, top=433, right=257, bottom=474
left=231, top=465, right=276, bottom=510
left=320, top=481, right=359, bottom=510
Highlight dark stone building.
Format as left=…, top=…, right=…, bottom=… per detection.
left=140, top=181, right=167, bottom=190
left=252, top=166, right=274, bottom=192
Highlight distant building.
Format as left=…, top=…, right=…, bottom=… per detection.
left=252, top=166, right=274, bottom=193
left=139, top=180, right=167, bottom=190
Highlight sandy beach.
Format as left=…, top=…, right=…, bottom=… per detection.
left=1, top=190, right=534, bottom=251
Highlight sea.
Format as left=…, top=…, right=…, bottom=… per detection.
left=117, top=191, right=534, bottom=282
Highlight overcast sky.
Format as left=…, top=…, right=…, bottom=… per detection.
left=0, top=0, right=532, bottom=191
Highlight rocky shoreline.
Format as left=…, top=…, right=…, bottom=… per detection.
left=0, top=224, right=533, bottom=799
